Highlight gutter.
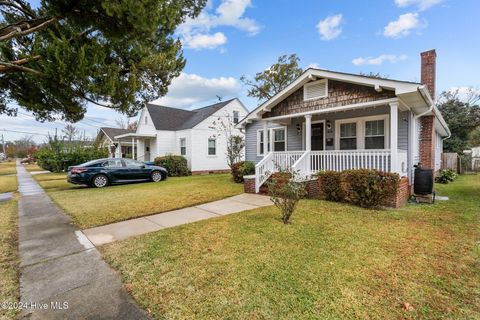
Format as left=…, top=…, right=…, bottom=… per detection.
left=416, top=86, right=451, bottom=140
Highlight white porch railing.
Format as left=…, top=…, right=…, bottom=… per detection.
left=254, top=151, right=304, bottom=192
left=255, top=149, right=408, bottom=192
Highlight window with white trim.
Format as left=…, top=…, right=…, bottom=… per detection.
left=339, top=122, right=357, bottom=150
left=273, top=128, right=286, bottom=151
left=208, top=138, right=216, bottom=155
left=233, top=111, right=239, bottom=124
left=257, top=130, right=265, bottom=156
left=365, top=120, right=385, bottom=149
left=180, top=138, right=186, bottom=156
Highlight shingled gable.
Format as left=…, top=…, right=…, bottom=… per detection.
left=146, top=98, right=236, bottom=131
left=99, top=127, right=134, bottom=141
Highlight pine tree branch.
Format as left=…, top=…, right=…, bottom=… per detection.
left=0, top=61, right=42, bottom=74
left=0, top=1, right=35, bottom=18
left=0, top=55, right=41, bottom=73
left=0, top=17, right=58, bottom=42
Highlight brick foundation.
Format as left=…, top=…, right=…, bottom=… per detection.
left=305, top=178, right=320, bottom=199
left=386, top=176, right=411, bottom=208
left=191, top=169, right=231, bottom=175
left=243, top=175, right=256, bottom=194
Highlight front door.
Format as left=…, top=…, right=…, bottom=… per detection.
left=311, top=123, right=324, bottom=151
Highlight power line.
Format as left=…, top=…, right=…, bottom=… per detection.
left=0, top=128, right=51, bottom=137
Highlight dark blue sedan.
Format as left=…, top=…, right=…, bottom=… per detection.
left=67, top=158, right=168, bottom=188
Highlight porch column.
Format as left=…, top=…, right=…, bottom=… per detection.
left=390, top=102, right=398, bottom=174
left=132, top=137, right=135, bottom=160
left=118, top=141, right=122, bottom=158
left=263, top=121, right=269, bottom=153
left=305, top=114, right=312, bottom=151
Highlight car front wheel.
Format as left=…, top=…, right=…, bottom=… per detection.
left=151, top=171, right=163, bottom=182
left=92, top=174, right=108, bottom=188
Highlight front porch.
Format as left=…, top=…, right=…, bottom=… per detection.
left=113, top=133, right=156, bottom=162
left=252, top=101, right=410, bottom=192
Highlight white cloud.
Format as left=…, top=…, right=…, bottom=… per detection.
left=445, top=86, right=480, bottom=102
left=394, top=0, right=442, bottom=11
left=184, top=32, right=227, bottom=50
left=352, top=54, right=408, bottom=66
left=178, top=0, right=259, bottom=50
left=152, top=72, right=241, bottom=108
left=316, top=14, right=343, bottom=40
left=383, top=12, right=421, bottom=38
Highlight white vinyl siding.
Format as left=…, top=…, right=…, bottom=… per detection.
left=304, top=79, right=328, bottom=101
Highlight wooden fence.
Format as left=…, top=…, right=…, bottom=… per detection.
left=441, top=153, right=458, bottom=172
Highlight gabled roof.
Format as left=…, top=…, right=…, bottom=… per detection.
left=237, top=68, right=450, bottom=137
left=99, top=127, right=134, bottom=141
left=146, top=98, right=236, bottom=131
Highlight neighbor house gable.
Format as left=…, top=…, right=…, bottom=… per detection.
left=192, top=98, right=249, bottom=130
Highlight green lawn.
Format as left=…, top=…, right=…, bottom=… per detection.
left=0, top=161, right=16, bottom=175
left=0, top=176, right=18, bottom=194
left=101, top=174, right=480, bottom=320
left=34, top=173, right=243, bottom=229
left=23, top=163, right=44, bottom=172
left=0, top=200, right=19, bottom=320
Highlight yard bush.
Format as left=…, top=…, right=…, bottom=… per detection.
left=231, top=161, right=255, bottom=183
left=435, top=168, right=457, bottom=184
left=316, top=171, right=343, bottom=201
left=154, top=155, right=190, bottom=177
left=341, top=169, right=399, bottom=209
left=267, top=169, right=306, bottom=224
left=36, top=138, right=108, bottom=172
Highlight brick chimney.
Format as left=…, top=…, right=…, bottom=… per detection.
left=420, top=49, right=436, bottom=100
left=418, top=49, right=437, bottom=172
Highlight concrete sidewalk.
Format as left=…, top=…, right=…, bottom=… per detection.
left=16, top=161, right=150, bottom=319
left=84, top=193, right=273, bottom=246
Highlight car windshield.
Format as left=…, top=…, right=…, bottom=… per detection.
left=123, top=159, right=144, bottom=168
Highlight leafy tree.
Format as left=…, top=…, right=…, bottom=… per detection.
left=241, top=54, right=303, bottom=102
left=0, top=0, right=207, bottom=121
left=437, top=89, right=480, bottom=153
left=469, top=127, right=480, bottom=147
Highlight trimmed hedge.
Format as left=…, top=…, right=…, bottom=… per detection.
left=231, top=161, right=255, bottom=183
left=154, top=155, right=190, bottom=177
left=317, top=171, right=343, bottom=201
left=316, top=169, right=400, bottom=209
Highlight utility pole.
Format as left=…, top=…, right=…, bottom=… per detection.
left=1, top=134, right=5, bottom=154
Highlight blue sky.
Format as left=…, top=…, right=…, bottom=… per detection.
left=2, top=0, right=479, bottom=142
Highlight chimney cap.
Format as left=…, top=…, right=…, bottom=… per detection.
left=421, top=49, right=436, bottom=56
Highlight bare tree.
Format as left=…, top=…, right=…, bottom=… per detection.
left=115, top=117, right=138, bottom=131
left=209, top=112, right=245, bottom=170
left=62, top=124, right=79, bottom=142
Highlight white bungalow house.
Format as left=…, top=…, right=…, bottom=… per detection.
left=237, top=50, right=450, bottom=193
left=108, top=98, right=248, bottom=174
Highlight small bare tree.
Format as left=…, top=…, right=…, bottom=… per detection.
left=115, top=117, right=138, bottom=131
left=267, top=168, right=306, bottom=224
left=209, top=112, right=245, bottom=170
left=62, top=124, right=79, bottom=142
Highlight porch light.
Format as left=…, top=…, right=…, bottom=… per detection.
left=326, top=120, right=332, bottom=131
left=296, top=123, right=301, bottom=135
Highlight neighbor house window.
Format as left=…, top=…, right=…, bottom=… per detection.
left=273, top=128, right=286, bottom=151
left=365, top=120, right=385, bottom=149
left=208, top=138, right=216, bottom=155
left=180, top=138, right=186, bottom=156
left=339, top=122, right=357, bottom=150
left=233, top=111, right=239, bottom=124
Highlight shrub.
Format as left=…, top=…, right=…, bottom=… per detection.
left=341, top=169, right=399, bottom=209
left=154, top=154, right=190, bottom=177
left=36, top=138, right=108, bottom=172
left=435, top=168, right=457, bottom=184
left=231, top=161, right=255, bottom=183
left=267, top=169, right=306, bottom=224
left=316, top=171, right=343, bottom=201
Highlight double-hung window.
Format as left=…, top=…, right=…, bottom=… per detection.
left=208, top=138, right=216, bottom=155
left=339, top=122, right=357, bottom=150
left=257, top=130, right=265, bottom=155
left=273, top=128, right=286, bottom=151
left=180, top=138, right=186, bottom=156
left=365, top=120, right=385, bottom=149
left=233, top=111, right=239, bottom=124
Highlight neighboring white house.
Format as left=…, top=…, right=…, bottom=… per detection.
left=108, top=98, right=248, bottom=174
left=237, top=50, right=451, bottom=193
left=96, top=127, right=135, bottom=157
